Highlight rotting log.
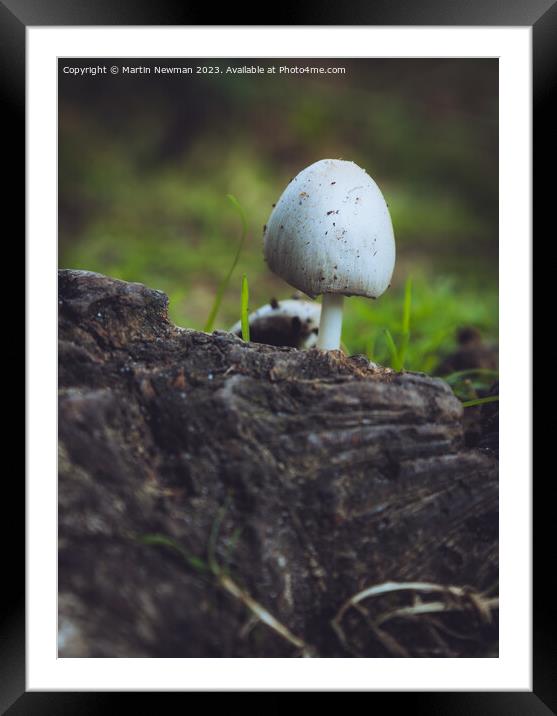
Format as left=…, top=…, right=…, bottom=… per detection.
left=58, top=269, right=498, bottom=658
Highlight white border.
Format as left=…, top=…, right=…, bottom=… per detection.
left=28, top=27, right=531, bottom=691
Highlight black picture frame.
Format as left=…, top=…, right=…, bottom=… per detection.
left=9, top=0, right=548, bottom=711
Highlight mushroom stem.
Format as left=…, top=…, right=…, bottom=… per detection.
left=317, top=294, right=344, bottom=350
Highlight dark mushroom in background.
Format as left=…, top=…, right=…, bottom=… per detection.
left=229, top=298, right=321, bottom=349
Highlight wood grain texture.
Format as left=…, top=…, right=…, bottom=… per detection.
left=58, top=269, right=498, bottom=657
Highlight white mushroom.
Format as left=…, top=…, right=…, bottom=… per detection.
left=263, top=159, right=396, bottom=350
left=229, top=298, right=321, bottom=348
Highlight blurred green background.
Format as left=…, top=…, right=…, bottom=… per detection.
left=59, top=58, right=498, bottom=374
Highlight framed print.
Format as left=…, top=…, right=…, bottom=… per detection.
left=10, top=0, right=549, bottom=709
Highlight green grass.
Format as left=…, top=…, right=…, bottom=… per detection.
left=380, top=277, right=412, bottom=371
left=240, top=274, right=250, bottom=342
left=344, top=274, right=497, bottom=374
left=137, top=533, right=209, bottom=573
left=443, top=368, right=499, bottom=402
left=461, top=395, right=499, bottom=408
left=400, top=277, right=412, bottom=367
left=383, top=329, right=400, bottom=370
left=443, top=368, right=499, bottom=383
left=204, top=194, right=248, bottom=333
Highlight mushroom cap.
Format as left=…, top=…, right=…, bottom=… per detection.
left=263, top=159, right=395, bottom=299
left=229, top=299, right=321, bottom=348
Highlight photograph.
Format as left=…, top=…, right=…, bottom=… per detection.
left=57, top=57, right=500, bottom=659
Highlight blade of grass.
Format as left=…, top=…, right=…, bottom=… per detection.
left=207, top=498, right=231, bottom=573
left=383, top=329, right=400, bottom=370
left=365, top=333, right=377, bottom=362
left=222, top=526, right=244, bottom=577
left=241, top=274, right=250, bottom=341
left=443, top=368, right=499, bottom=384
left=204, top=194, right=248, bottom=333
left=402, top=277, right=412, bottom=334
left=397, top=277, right=412, bottom=370
left=137, top=533, right=209, bottom=573
left=461, top=395, right=499, bottom=408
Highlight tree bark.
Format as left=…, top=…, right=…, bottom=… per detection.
left=58, top=269, right=498, bottom=658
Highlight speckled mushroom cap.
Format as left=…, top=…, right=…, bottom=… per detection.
left=263, top=159, right=395, bottom=299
